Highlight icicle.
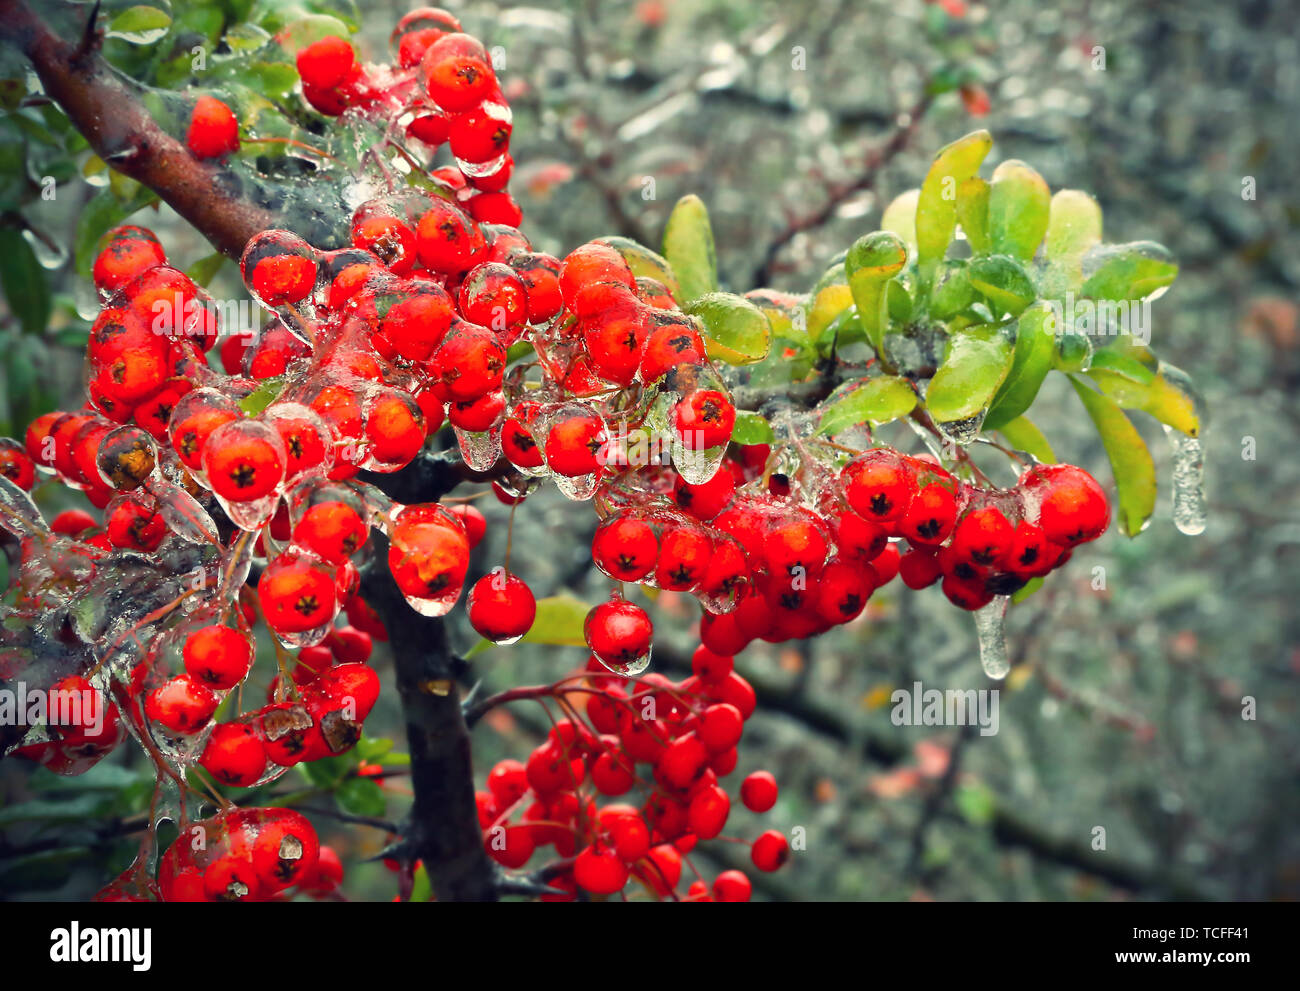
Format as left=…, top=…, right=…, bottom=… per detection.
left=974, top=595, right=1011, bottom=680
left=0, top=473, right=47, bottom=537
left=1163, top=426, right=1206, bottom=536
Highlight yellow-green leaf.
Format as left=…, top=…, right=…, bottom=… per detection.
left=1069, top=377, right=1156, bottom=537
left=997, top=416, right=1055, bottom=463
left=817, top=376, right=917, bottom=436
left=745, top=288, right=807, bottom=343
left=968, top=255, right=1036, bottom=315
left=596, top=235, right=681, bottom=299
left=987, top=160, right=1051, bottom=261
left=984, top=302, right=1056, bottom=430
left=732, top=411, right=775, bottom=445
left=916, top=129, right=993, bottom=276
left=1080, top=241, right=1178, bottom=302
left=105, top=5, right=172, bottom=45
left=1087, top=360, right=1200, bottom=437
left=1042, top=189, right=1102, bottom=295
left=956, top=177, right=991, bottom=254
left=925, top=327, right=1014, bottom=425
left=662, top=194, right=718, bottom=304
left=845, top=231, right=907, bottom=351
left=683, top=292, right=772, bottom=365
left=880, top=189, right=919, bottom=256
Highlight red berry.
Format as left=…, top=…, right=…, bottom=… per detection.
left=687, top=783, right=731, bottom=840
left=293, top=500, right=368, bottom=565
left=899, top=548, right=943, bottom=589
left=585, top=598, right=653, bottom=673
left=949, top=504, right=1014, bottom=567
left=673, top=390, right=735, bottom=450
left=696, top=702, right=744, bottom=753
left=296, top=35, right=356, bottom=89
left=1021, top=464, right=1110, bottom=546
left=187, top=96, right=239, bottom=159
left=259, top=551, right=338, bottom=633
left=740, top=770, right=778, bottom=812
left=750, top=829, right=790, bottom=872
left=448, top=105, right=512, bottom=163
left=183, top=625, right=254, bottom=690
left=467, top=570, right=537, bottom=644
left=445, top=504, right=487, bottom=547
left=544, top=411, right=607, bottom=477
left=200, top=723, right=267, bottom=787
left=841, top=449, right=917, bottom=522
left=898, top=482, right=958, bottom=545
left=713, top=869, right=752, bottom=902
left=573, top=843, right=628, bottom=895
left=145, top=674, right=219, bottom=734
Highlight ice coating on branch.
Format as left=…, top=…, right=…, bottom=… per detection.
left=1163, top=426, right=1206, bottom=536
left=974, top=595, right=1011, bottom=680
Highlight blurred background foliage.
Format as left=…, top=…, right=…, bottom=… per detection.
left=1, top=0, right=1298, bottom=901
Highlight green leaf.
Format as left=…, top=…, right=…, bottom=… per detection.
left=987, top=160, right=1051, bottom=261
left=356, top=736, right=393, bottom=762
left=466, top=592, right=591, bottom=657
left=1080, top=241, right=1178, bottom=302
left=105, top=5, right=173, bottom=44
left=928, top=261, right=976, bottom=320
left=1053, top=332, right=1092, bottom=372
left=804, top=281, right=854, bottom=342
left=983, top=302, right=1056, bottom=430
left=683, top=292, right=771, bottom=365
left=0, top=794, right=112, bottom=828
left=1011, top=576, right=1045, bottom=604
left=74, top=186, right=159, bottom=279
left=298, top=754, right=350, bottom=790
left=956, top=177, right=991, bottom=254
left=1069, top=377, right=1156, bottom=537
left=954, top=781, right=997, bottom=825
left=335, top=777, right=387, bottom=818
left=916, top=129, right=992, bottom=278
left=732, top=410, right=775, bottom=445
left=239, top=376, right=284, bottom=416
left=186, top=251, right=227, bottom=287
left=272, top=14, right=351, bottom=54
left=248, top=61, right=301, bottom=99
left=845, top=231, right=907, bottom=351
left=997, top=418, right=1054, bottom=463
left=0, top=227, right=50, bottom=335
left=967, top=255, right=1036, bottom=316
left=817, top=376, right=916, bottom=436
left=925, top=327, right=1014, bottom=425
left=662, top=194, right=717, bottom=304
left=597, top=235, right=681, bottom=299
left=0, top=847, right=94, bottom=891
left=409, top=862, right=432, bottom=903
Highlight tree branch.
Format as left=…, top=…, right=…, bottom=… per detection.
left=359, top=532, right=499, bottom=902
left=0, top=0, right=274, bottom=258
left=752, top=94, right=934, bottom=287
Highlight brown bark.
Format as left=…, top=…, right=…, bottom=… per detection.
left=0, top=0, right=273, bottom=259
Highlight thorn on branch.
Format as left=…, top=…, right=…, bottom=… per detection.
left=73, top=0, right=103, bottom=63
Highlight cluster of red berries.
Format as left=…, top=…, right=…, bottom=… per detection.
left=293, top=7, right=520, bottom=224
left=8, top=673, right=126, bottom=776
left=0, top=3, right=1124, bottom=905
left=476, top=645, right=785, bottom=901
left=154, top=807, right=341, bottom=902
